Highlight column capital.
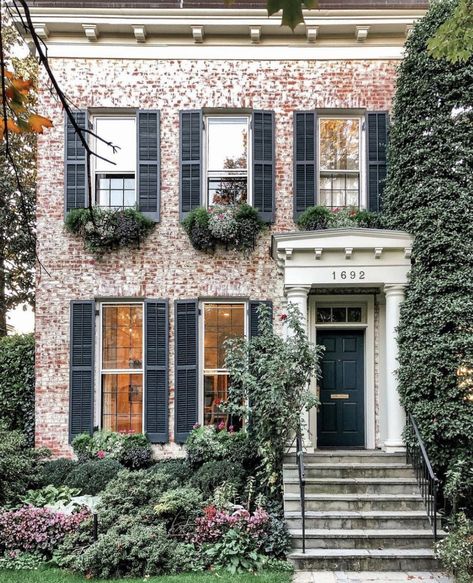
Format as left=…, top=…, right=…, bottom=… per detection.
left=285, top=285, right=311, bottom=298
left=384, top=283, right=406, bottom=297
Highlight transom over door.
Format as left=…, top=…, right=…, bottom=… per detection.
left=317, top=330, right=365, bottom=448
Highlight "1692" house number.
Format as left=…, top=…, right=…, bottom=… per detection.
left=332, top=270, right=366, bottom=280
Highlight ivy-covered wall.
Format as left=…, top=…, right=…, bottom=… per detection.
left=383, top=0, right=473, bottom=478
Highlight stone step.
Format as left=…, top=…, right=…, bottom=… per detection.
left=284, top=477, right=419, bottom=495
left=284, top=451, right=407, bottom=465
left=285, top=510, right=433, bottom=530
left=284, top=493, right=425, bottom=512
left=289, top=548, right=440, bottom=572
left=289, top=529, right=441, bottom=550
left=283, top=463, right=415, bottom=479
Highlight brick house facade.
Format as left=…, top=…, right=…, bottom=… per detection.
left=30, top=0, right=426, bottom=457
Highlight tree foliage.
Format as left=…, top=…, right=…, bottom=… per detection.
left=382, top=0, right=473, bottom=487
left=428, top=0, right=473, bottom=63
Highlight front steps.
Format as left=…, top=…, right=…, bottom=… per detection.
left=283, top=450, right=443, bottom=571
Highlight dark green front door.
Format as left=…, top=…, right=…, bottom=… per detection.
left=317, top=330, right=365, bottom=447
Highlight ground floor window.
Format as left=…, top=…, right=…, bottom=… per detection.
left=202, top=302, right=245, bottom=429
left=101, top=304, right=143, bottom=433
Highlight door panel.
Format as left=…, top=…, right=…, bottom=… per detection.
left=317, top=330, right=365, bottom=447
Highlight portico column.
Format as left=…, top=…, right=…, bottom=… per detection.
left=285, top=286, right=312, bottom=447
left=384, top=284, right=406, bottom=452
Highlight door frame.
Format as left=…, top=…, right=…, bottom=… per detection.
left=308, top=294, right=376, bottom=450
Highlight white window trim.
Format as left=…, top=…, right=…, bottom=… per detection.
left=95, top=301, right=145, bottom=432
left=92, top=114, right=137, bottom=208
left=202, top=114, right=252, bottom=208
left=198, top=300, right=248, bottom=426
left=317, top=115, right=366, bottom=210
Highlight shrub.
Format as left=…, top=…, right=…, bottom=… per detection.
left=436, top=513, right=473, bottom=583
left=296, top=205, right=381, bottom=231
left=65, top=207, right=155, bottom=256
left=63, top=522, right=190, bottom=578
left=0, top=551, right=44, bottom=570
left=182, top=204, right=264, bottom=253
left=72, top=430, right=153, bottom=469
left=186, top=425, right=256, bottom=469
left=64, top=459, right=123, bottom=495
left=0, top=506, right=90, bottom=558
left=0, top=429, right=49, bottom=506
left=0, top=334, right=35, bottom=445
left=147, top=458, right=192, bottom=488
left=154, top=487, right=202, bottom=537
left=190, top=460, right=246, bottom=501
left=296, top=205, right=331, bottom=231
left=38, top=458, right=78, bottom=488
left=444, top=453, right=473, bottom=515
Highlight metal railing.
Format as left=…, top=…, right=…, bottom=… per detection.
left=295, top=427, right=306, bottom=553
left=406, top=413, right=440, bottom=540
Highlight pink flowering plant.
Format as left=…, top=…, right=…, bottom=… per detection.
left=193, top=505, right=269, bottom=545
left=0, top=506, right=90, bottom=559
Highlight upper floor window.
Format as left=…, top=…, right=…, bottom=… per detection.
left=205, top=115, right=250, bottom=207
left=94, top=116, right=136, bottom=209
left=101, top=303, right=143, bottom=433
left=319, top=117, right=362, bottom=209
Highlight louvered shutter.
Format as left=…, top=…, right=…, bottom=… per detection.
left=180, top=110, right=202, bottom=219
left=367, top=112, right=389, bottom=212
left=174, top=300, right=198, bottom=443
left=252, top=111, right=275, bottom=223
left=69, top=301, right=95, bottom=441
left=249, top=300, right=273, bottom=338
left=294, top=111, right=316, bottom=218
left=137, top=111, right=160, bottom=221
left=144, top=300, right=168, bottom=443
left=65, top=110, right=88, bottom=214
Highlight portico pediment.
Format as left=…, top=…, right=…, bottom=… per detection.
left=272, top=228, right=414, bottom=287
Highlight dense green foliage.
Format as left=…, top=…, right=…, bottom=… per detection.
left=0, top=429, right=48, bottom=506
left=65, top=208, right=155, bottom=256
left=224, top=304, right=322, bottom=498
left=297, top=206, right=381, bottom=231
left=428, top=0, right=473, bottom=63
left=436, top=513, right=473, bottom=582
left=63, top=459, right=123, bottom=496
left=383, top=0, right=473, bottom=495
left=0, top=334, right=35, bottom=445
left=182, top=204, right=264, bottom=253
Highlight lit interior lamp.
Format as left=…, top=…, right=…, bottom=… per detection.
left=457, top=365, right=473, bottom=401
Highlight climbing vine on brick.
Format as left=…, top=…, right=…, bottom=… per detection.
left=382, top=0, right=473, bottom=499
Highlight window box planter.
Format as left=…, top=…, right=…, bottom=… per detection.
left=296, top=206, right=382, bottom=231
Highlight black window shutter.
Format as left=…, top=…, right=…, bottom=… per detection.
left=144, top=300, right=168, bottom=443
left=180, top=110, right=202, bottom=219
left=367, top=111, right=389, bottom=212
left=137, top=111, right=160, bottom=222
left=65, top=110, right=88, bottom=214
left=294, top=111, right=316, bottom=218
left=252, top=111, right=275, bottom=223
left=249, top=300, right=273, bottom=338
left=69, top=300, right=95, bottom=441
left=174, top=300, right=198, bottom=443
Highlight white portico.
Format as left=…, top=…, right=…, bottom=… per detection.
left=272, top=228, right=414, bottom=452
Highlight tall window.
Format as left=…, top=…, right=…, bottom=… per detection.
left=319, top=118, right=361, bottom=209
left=205, top=116, right=250, bottom=206
left=94, top=116, right=136, bottom=209
left=101, top=304, right=143, bottom=433
left=203, top=303, right=245, bottom=429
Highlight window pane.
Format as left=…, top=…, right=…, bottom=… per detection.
left=96, top=174, right=136, bottom=209
left=204, top=304, right=245, bottom=371
left=332, top=307, right=347, bottom=322
left=320, top=173, right=360, bottom=209
left=207, top=117, right=248, bottom=172
left=348, top=307, right=362, bottom=322
left=204, top=373, right=242, bottom=430
left=102, top=373, right=143, bottom=433
left=316, top=307, right=332, bottom=323
left=102, top=305, right=143, bottom=370
left=95, top=117, right=136, bottom=173
left=320, top=119, right=360, bottom=171
left=208, top=178, right=247, bottom=206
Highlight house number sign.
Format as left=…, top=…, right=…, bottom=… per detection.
left=331, top=270, right=366, bottom=281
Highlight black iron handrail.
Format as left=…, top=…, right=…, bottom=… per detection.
left=295, top=427, right=306, bottom=553
left=406, top=413, right=440, bottom=540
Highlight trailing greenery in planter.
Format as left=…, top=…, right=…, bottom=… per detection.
left=65, top=208, right=155, bottom=256
left=0, top=334, right=35, bottom=446
left=382, top=0, right=473, bottom=495
left=296, top=205, right=382, bottom=231
left=182, top=204, right=264, bottom=253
